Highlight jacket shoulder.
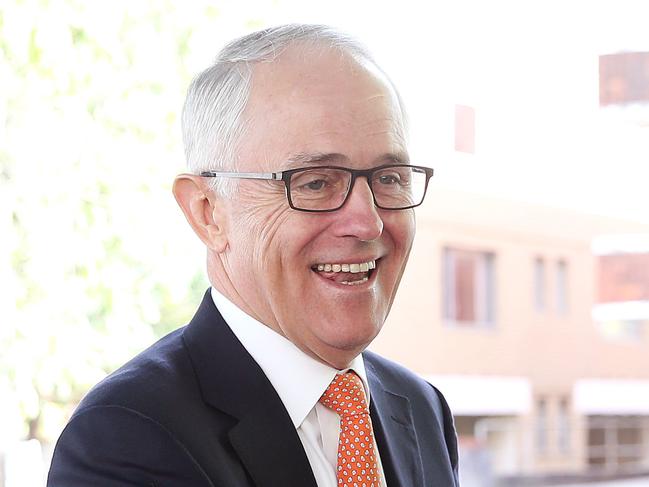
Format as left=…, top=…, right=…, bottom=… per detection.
left=363, top=350, right=459, bottom=477
left=48, top=404, right=214, bottom=487
left=74, top=327, right=198, bottom=417
left=363, top=349, right=439, bottom=396
left=49, top=327, right=224, bottom=486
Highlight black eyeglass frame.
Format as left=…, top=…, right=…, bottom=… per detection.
left=200, top=164, right=434, bottom=213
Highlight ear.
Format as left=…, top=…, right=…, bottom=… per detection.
left=172, top=174, right=229, bottom=253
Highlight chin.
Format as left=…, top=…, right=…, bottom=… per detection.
left=321, top=319, right=382, bottom=353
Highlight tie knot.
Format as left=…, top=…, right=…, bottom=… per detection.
left=319, top=371, right=369, bottom=417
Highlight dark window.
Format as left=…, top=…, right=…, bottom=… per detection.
left=443, top=247, right=495, bottom=325
left=536, top=398, right=547, bottom=454
left=558, top=397, right=570, bottom=453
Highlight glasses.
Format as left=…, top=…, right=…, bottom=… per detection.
left=200, top=164, right=434, bottom=213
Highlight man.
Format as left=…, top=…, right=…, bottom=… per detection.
left=48, top=24, right=459, bottom=486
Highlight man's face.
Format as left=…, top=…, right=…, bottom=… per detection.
left=218, top=47, right=415, bottom=368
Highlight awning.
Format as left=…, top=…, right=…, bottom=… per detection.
left=426, top=375, right=532, bottom=416
left=592, top=301, right=649, bottom=321
left=574, top=379, right=649, bottom=415
left=592, top=234, right=649, bottom=254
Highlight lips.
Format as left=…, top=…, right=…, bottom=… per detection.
left=311, top=259, right=377, bottom=286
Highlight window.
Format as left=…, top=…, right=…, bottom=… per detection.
left=595, top=252, right=649, bottom=341
left=443, top=247, right=495, bottom=326
left=557, top=397, right=570, bottom=453
left=536, top=398, right=547, bottom=454
left=556, top=260, right=569, bottom=314
left=533, top=257, right=546, bottom=312
left=588, top=416, right=647, bottom=470
left=597, top=253, right=649, bottom=303
left=599, top=52, right=649, bottom=106
left=454, top=104, right=475, bottom=154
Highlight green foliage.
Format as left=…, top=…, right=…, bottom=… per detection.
left=0, top=0, right=239, bottom=443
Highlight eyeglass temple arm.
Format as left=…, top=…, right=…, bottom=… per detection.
left=199, top=171, right=283, bottom=181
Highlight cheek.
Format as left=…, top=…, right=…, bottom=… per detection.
left=229, top=196, right=296, bottom=271
left=385, top=210, right=416, bottom=254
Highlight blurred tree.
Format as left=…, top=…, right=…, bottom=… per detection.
left=0, top=0, right=273, bottom=444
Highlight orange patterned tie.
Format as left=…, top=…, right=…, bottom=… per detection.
left=319, top=371, right=381, bottom=487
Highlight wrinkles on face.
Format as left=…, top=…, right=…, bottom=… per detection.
left=225, top=179, right=292, bottom=282
left=208, top=47, right=416, bottom=367
left=362, top=118, right=407, bottom=144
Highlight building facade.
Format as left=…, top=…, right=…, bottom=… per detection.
left=370, top=189, right=649, bottom=482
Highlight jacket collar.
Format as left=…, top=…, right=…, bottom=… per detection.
left=182, top=290, right=318, bottom=487
left=365, top=357, right=425, bottom=487
left=182, top=290, right=429, bottom=487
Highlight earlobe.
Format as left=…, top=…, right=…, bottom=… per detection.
left=172, top=174, right=229, bottom=253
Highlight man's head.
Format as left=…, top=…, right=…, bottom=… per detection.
left=174, top=25, right=423, bottom=369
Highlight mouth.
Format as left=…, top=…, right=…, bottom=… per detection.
left=310, top=259, right=377, bottom=286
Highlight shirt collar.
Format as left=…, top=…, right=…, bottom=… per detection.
left=210, top=287, right=371, bottom=428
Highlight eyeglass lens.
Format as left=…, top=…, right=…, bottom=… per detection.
left=289, top=165, right=427, bottom=211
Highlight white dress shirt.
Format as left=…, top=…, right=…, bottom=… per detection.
left=210, top=288, right=387, bottom=487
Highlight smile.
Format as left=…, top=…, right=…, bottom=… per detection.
left=311, top=260, right=377, bottom=286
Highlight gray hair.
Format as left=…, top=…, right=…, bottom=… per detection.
left=181, top=24, right=407, bottom=195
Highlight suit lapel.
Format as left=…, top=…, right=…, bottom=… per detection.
left=228, top=403, right=317, bottom=487
left=183, top=291, right=318, bottom=487
left=366, top=360, right=425, bottom=487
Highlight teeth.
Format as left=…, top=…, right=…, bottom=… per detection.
left=312, top=260, right=377, bottom=273
left=341, top=277, right=369, bottom=286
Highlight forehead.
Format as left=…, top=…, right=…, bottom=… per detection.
left=239, top=45, right=407, bottom=170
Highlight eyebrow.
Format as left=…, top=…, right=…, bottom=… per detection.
left=380, top=151, right=410, bottom=165
left=283, top=151, right=410, bottom=169
left=284, top=152, right=348, bottom=168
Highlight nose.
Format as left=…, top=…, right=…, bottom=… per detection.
left=332, top=177, right=383, bottom=241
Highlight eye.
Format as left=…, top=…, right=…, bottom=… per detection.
left=304, top=178, right=327, bottom=191
left=291, top=171, right=336, bottom=193
left=377, top=174, right=400, bottom=185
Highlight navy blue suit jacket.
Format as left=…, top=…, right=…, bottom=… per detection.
left=48, top=290, right=459, bottom=486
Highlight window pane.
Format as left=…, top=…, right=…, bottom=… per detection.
left=443, top=247, right=496, bottom=326
left=534, top=257, right=545, bottom=312
left=455, top=251, right=477, bottom=322
left=588, top=427, right=606, bottom=446
left=556, top=260, right=568, bottom=314
left=599, top=52, right=649, bottom=106
left=536, top=398, right=547, bottom=454
left=443, top=248, right=454, bottom=320
left=483, top=253, right=495, bottom=323
left=618, top=427, right=641, bottom=445
left=597, top=253, right=649, bottom=302
left=558, top=398, right=570, bottom=453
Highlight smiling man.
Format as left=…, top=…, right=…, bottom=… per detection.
left=48, top=25, right=459, bottom=487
